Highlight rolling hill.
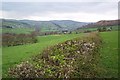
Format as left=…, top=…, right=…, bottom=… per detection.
left=1, top=19, right=33, bottom=28
left=1, top=19, right=88, bottom=32
left=79, top=20, right=119, bottom=28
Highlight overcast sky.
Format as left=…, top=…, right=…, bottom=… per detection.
left=1, top=2, right=118, bottom=22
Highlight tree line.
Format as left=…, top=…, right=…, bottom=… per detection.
left=97, top=27, right=112, bottom=32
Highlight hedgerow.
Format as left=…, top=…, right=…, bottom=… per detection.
left=2, top=32, right=37, bottom=47
left=8, top=32, right=102, bottom=78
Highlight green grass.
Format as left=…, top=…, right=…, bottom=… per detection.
left=76, top=26, right=118, bottom=32
left=2, top=33, right=84, bottom=77
left=80, top=27, right=98, bottom=31
left=2, top=30, right=118, bottom=78
left=0, top=47, right=2, bottom=78
left=99, top=31, right=118, bottom=78
left=1, top=27, right=35, bottom=34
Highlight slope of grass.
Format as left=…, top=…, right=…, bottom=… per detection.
left=2, top=33, right=84, bottom=77
left=76, top=26, right=118, bottom=32
left=79, top=27, right=98, bottom=31
left=2, top=28, right=35, bottom=34
left=99, top=31, right=118, bottom=78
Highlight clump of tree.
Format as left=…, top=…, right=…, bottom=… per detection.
left=97, top=27, right=112, bottom=32
left=39, top=31, right=59, bottom=36
left=8, top=32, right=103, bottom=78
left=2, top=32, right=37, bottom=47
left=83, top=30, right=91, bottom=33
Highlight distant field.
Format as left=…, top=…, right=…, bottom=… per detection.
left=99, top=31, right=118, bottom=78
left=41, top=29, right=58, bottom=32
left=1, top=27, right=58, bottom=34
left=77, top=26, right=118, bottom=32
left=1, top=26, right=119, bottom=34
left=1, top=27, right=35, bottom=34
left=2, top=33, right=84, bottom=77
left=78, top=27, right=98, bottom=31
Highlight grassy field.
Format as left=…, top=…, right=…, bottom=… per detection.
left=2, top=30, right=118, bottom=78
left=78, top=27, right=98, bottom=31
left=99, top=31, right=118, bottom=78
left=1, top=27, right=35, bottom=34
left=76, top=26, right=118, bottom=32
left=2, top=33, right=84, bottom=77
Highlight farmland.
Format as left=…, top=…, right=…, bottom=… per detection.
left=2, top=33, right=84, bottom=77
left=1, top=2, right=119, bottom=78
left=2, top=31, right=118, bottom=78
left=8, top=32, right=102, bottom=78
left=98, top=31, right=118, bottom=78
left=1, top=27, right=35, bottom=34
left=76, top=26, right=118, bottom=32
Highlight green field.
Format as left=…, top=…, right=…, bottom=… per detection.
left=2, top=33, right=84, bottom=77
left=1, top=27, right=35, bottom=34
left=76, top=26, right=118, bottom=32
left=2, top=31, right=118, bottom=78
left=98, top=31, right=118, bottom=78
left=78, top=27, right=98, bottom=31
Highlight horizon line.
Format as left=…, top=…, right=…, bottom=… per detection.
left=1, top=18, right=119, bottom=23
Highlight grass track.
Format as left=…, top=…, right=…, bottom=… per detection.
left=99, top=31, right=118, bottom=78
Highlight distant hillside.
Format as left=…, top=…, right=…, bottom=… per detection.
left=51, top=20, right=87, bottom=30
left=19, top=20, right=88, bottom=31
left=79, top=20, right=119, bottom=28
left=1, top=19, right=33, bottom=28
left=1, top=19, right=88, bottom=32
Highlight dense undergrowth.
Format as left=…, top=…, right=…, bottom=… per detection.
left=8, top=32, right=102, bottom=78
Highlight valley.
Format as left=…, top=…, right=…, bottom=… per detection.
left=1, top=19, right=119, bottom=78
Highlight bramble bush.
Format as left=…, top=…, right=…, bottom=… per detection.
left=8, top=32, right=102, bottom=78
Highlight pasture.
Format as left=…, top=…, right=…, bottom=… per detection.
left=2, top=33, right=84, bottom=77
left=76, top=26, right=118, bottom=32
left=98, top=31, right=118, bottom=78
left=2, top=31, right=118, bottom=78
left=1, top=28, right=35, bottom=34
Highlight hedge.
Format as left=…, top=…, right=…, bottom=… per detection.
left=8, top=32, right=102, bottom=78
left=2, top=33, right=37, bottom=47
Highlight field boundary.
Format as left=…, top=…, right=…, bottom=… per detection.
left=8, top=32, right=102, bottom=78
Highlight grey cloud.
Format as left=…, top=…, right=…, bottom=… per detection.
left=2, top=2, right=117, bottom=13
left=1, top=2, right=118, bottom=21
